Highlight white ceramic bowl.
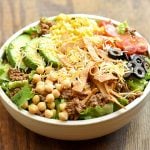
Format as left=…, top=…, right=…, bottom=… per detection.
left=0, top=14, right=150, bottom=140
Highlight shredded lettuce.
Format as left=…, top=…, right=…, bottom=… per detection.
left=113, top=97, right=128, bottom=111
left=127, top=77, right=148, bottom=91
left=117, top=21, right=128, bottom=34
left=8, top=80, right=28, bottom=89
left=79, top=103, right=113, bottom=120
left=0, top=63, right=10, bottom=83
left=24, top=26, right=39, bottom=35
left=12, top=85, right=34, bottom=108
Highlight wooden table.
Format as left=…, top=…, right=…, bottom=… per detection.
left=0, top=0, right=150, bottom=149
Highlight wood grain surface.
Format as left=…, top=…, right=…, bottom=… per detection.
left=0, top=0, right=150, bottom=150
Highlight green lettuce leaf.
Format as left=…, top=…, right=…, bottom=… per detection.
left=117, top=21, right=128, bottom=34
left=0, top=63, right=10, bottom=83
left=127, top=77, right=148, bottom=91
left=79, top=103, right=113, bottom=120
left=12, top=85, right=34, bottom=107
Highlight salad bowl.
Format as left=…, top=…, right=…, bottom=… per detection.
left=0, top=14, right=150, bottom=140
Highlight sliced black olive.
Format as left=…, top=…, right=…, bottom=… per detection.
left=130, top=54, right=144, bottom=66
left=133, top=66, right=146, bottom=78
left=108, top=48, right=124, bottom=59
left=142, top=61, right=150, bottom=72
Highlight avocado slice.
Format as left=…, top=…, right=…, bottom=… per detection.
left=23, top=38, right=45, bottom=69
left=38, top=37, right=60, bottom=67
left=6, top=34, right=31, bottom=69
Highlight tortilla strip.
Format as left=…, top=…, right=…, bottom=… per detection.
left=72, top=61, right=94, bottom=92
left=90, top=65, right=118, bottom=82
left=83, top=37, right=101, bottom=62
left=81, top=88, right=98, bottom=105
left=93, top=79, right=108, bottom=96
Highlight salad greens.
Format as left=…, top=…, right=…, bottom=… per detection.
left=117, top=21, right=128, bottom=34
left=79, top=103, right=113, bottom=120
left=12, top=85, right=34, bottom=108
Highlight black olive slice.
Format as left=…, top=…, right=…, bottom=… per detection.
left=133, top=66, right=145, bottom=78
left=130, top=55, right=144, bottom=66
left=143, top=61, right=150, bottom=71
left=108, top=48, right=124, bottom=59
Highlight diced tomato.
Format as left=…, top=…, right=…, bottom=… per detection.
left=115, top=35, right=148, bottom=55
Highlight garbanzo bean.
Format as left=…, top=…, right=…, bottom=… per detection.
left=45, top=66, right=52, bottom=74
left=59, top=102, right=67, bottom=111
left=36, top=66, right=45, bottom=74
left=45, top=94, right=54, bottom=103
left=32, top=95, right=40, bottom=104
left=45, top=84, right=53, bottom=93
left=35, top=84, right=45, bottom=94
left=47, top=72, right=58, bottom=82
left=58, top=111, right=68, bottom=121
left=47, top=102, right=55, bottom=109
left=44, top=109, right=54, bottom=118
left=55, top=83, right=62, bottom=91
left=52, top=89, right=60, bottom=98
left=21, top=101, right=28, bottom=109
left=61, top=78, right=71, bottom=89
left=32, top=74, right=41, bottom=83
left=28, top=104, right=39, bottom=114
left=37, top=102, right=46, bottom=112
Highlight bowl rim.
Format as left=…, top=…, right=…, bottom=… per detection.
left=0, top=14, right=150, bottom=126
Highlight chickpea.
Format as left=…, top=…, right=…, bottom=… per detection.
left=47, top=72, right=58, bottom=82
left=28, top=104, right=39, bottom=114
left=58, top=111, right=68, bottom=121
left=36, top=66, right=45, bottom=74
left=52, top=89, right=60, bottom=98
left=45, top=84, right=53, bottom=93
left=32, top=95, right=40, bottom=104
left=32, top=74, right=41, bottom=83
left=59, top=102, right=67, bottom=111
left=44, top=109, right=54, bottom=118
left=61, top=78, right=71, bottom=89
left=45, top=66, right=52, bottom=74
left=55, top=83, right=62, bottom=91
left=37, top=81, right=45, bottom=86
left=45, top=94, right=54, bottom=103
left=35, top=84, right=45, bottom=94
left=37, top=102, right=46, bottom=112
left=47, top=102, right=55, bottom=109
left=51, top=109, right=56, bottom=117
left=21, top=101, right=28, bottom=109
left=45, top=80, right=53, bottom=85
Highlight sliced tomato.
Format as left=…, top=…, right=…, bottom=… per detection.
left=115, top=35, right=148, bottom=55
left=98, top=20, right=118, bottom=37
left=104, top=24, right=118, bottom=37
left=98, top=20, right=111, bottom=27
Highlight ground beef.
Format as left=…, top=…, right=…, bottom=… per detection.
left=39, top=18, right=52, bottom=35
left=66, top=98, right=86, bottom=120
left=115, top=82, right=129, bottom=92
left=9, top=88, right=21, bottom=97
left=61, top=89, right=73, bottom=99
left=8, top=68, right=28, bottom=81
left=127, top=93, right=142, bottom=103
left=87, top=93, right=109, bottom=107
